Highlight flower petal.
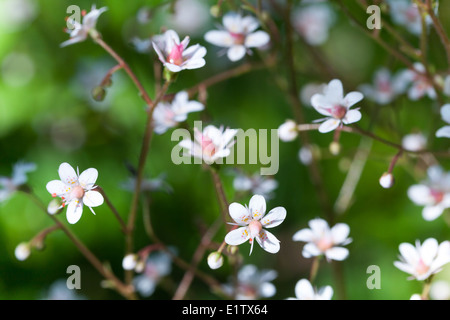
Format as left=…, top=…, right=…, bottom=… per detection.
left=399, top=242, right=419, bottom=266
left=420, top=238, right=439, bottom=266
left=249, top=194, right=266, bottom=220
left=318, top=118, right=340, bottom=133
left=342, top=91, right=364, bottom=108
left=227, top=45, right=246, bottom=61
left=58, top=162, right=78, bottom=186
left=295, top=279, right=315, bottom=300
left=228, top=202, right=252, bottom=225
left=302, top=242, right=321, bottom=258
left=342, top=109, right=362, bottom=125
left=78, top=168, right=98, bottom=190
left=66, top=199, right=83, bottom=224
left=407, top=184, right=432, bottom=206
left=260, top=206, right=286, bottom=228
left=245, top=31, right=270, bottom=48
left=255, top=229, right=280, bottom=254
left=422, top=205, right=444, bottom=221
left=46, top=180, right=70, bottom=197
left=224, top=227, right=250, bottom=246
left=324, top=79, right=344, bottom=104
left=440, top=104, right=450, bottom=124
left=292, top=228, right=314, bottom=242
left=204, top=30, right=234, bottom=47
left=330, top=223, right=350, bottom=245
left=83, top=190, right=104, bottom=208
left=436, top=126, right=450, bottom=138
left=325, top=247, right=349, bottom=261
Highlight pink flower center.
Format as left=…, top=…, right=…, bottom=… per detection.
left=415, top=259, right=430, bottom=276
left=405, top=7, right=419, bottom=23
left=230, top=32, right=246, bottom=45
left=200, top=135, right=217, bottom=158
left=72, top=186, right=85, bottom=199
left=248, top=220, right=263, bottom=238
left=430, top=189, right=444, bottom=204
left=316, top=237, right=333, bottom=252
left=167, top=43, right=184, bottom=66
left=331, top=105, right=348, bottom=120
left=378, top=79, right=392, bottom=93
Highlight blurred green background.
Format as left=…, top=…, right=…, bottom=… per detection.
left=0, top=0, right=450, bottom=300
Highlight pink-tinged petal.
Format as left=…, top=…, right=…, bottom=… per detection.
left=182, top=58, right=206, bottom=70
left=227, top=45, right=246, bottom=61
left=292, top=228, right=314, bottom=242
left=58, top=162, right=78, bottom=186
left=164, top=63, right=183, bottom=73
left=83, top=190, right=104, bottom=208
left=223, top=12, right=241, bottom=33
left=436, top=126, right=450, bottom=138
left=228, top=202, right=252, bottom=225
left=420, top=238, right=439, bottom=266
left=330, top=223, right=350, bottom=245
left=204, top=30, right=234, bottom=47
left=407, top=184, right=432, bottom=206
left=78, top=168, right=98, bottom=190
left=302, top=242, right=321, bottom=258
left=249, top=194, right=266, bottom=220
left=245, top=31, right=270, bottom=48
left=260, top=206, right=286, bottom=228
left=342, top=109, right=362, bottom=125
left=224, top=227, right=250, bottom=246
left=394, top=261, right=416, bottom=276
left=311, top=94, right=333, bottom=115
left=164, top=29, right=181, bottom=53
left=66, top=199, right=83, bottom=224
left=152, top=42, right=166, bottom=63
left=399, top=242, right=419, bottom=266
left=46, top=180, right=69, bottom=197
left=422, top=205, right=444, bottom=221
left=441, top=104, right=450, bottom=124
left=318, top=118, right=340, bottom=133
left=182, top=44, right=205, bottom=59
left=255, top=229, right=280, bottom=254
left=342, top=91, right=364, bottom=108
left=325, top=247, right=349, bottom=261
left=324, top=79, right=344, bottom=104
left=295, top=279, right=315, bottom=300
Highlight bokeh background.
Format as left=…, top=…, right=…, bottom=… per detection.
left=1, top=0, right=450, bottom=300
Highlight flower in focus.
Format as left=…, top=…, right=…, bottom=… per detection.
left=287, top=278, right=333, bottom=300
left=358, top=68, right=404, bottom=105
left=407, top=165, right=450, bottom=221
left=153, top=91, right=204, bottom=134
left=152, top=29, right=206, bottom=72
left=277, top=120, right=298, bottom=142
left=436, top=104, right=450, bottom=138
left=224, top=194, right=286, bottom=255
left=0, top=161, right=36, bottom=203
left=133, top=251, right=173, bottom=297
left=233, top=172, right=278, bottom=199
left=207, top=251, right=224, bottom=270
left=292, top=218, right=352, bottom=261
left=178, top=125, right=238, bottom=164
left=46, top=162, right=104, bottom=224
left=222, top=264, right=277, bottom=300
left=311, top=79, right=364, bottom=133
left=291, top=1, right=335, bottom=46
left=395, top=63, right=436, bottom=100
left=61, top=5, right=107, bottom=47
left=394, top=238, right=450, bottom=281
left=402, top=132, right=427, bottom=151
left=204, top=12, right=270, bottom=62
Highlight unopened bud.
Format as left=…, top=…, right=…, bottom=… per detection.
left=207, top=252, right=224, bottom=270
left=92, top=86, right=106, bottom=101
left=122, top=253, right=138, bottom=271
left=15, top=242, right=31, bottom=261
left=210, top=5, right=220, bottom=18
left=329, top=141, right=341, bottom=155
left=278, top=120, right=298, bottom=142
left=379, top=172, right=394, bottom=189
left=227, top=245, right=238, bottom=255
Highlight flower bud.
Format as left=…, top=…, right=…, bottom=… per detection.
left=122, top=253, right=138, bottom=271
left=379, top=172, right=394, bottom=189
left=329, top=141, right=341, bottom=155
left=207, top=252, right=224, bottom=270
left=15, top=242, right=31, bottom=261
left=91, top=86, right=106, bottom=101
left=210, top=5, right=220, bottom=18
left=278, top=120, right=298, bottom=142
left=227, top=245, right=238, bottom=255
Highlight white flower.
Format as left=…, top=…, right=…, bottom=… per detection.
left=61, top=5, right=107, bottom=47
left=122, top=253, right=139, bottom=271
left=311, top=79, right=364, bottom=133
left=169, top=0, right=210, bottom=36
left=292, top=2, right=335, bottom=46
left=233, top=172, right=278, bottom=200
left=0, top=161, right=36, bottom=203
left=222, top=264, right=277, bottom=300
left=14, top=242, right=31, bottom=261
left=46, top=162, right=104, bottom=224
left=402, top=132, right=427, bottom=151
left=207, top=251, right=224, bottom=270
left=436, top=104, right=450, bottom=138
left=178, top=125, right=238, bottom=164
left=287, top=279, right=333, bottom=300
left=153, top=91, right=204, bottom=134
left=359, top=68, right=402, bottom=105
left=133, top=251, right=172, bottom=297
left=395, top=63, right=436, bottom=100
left=300, top=82, right=327, bottom=107
left=152, top=29, right=206, bottom=72
left=387, top=0, right=433, bottom=36
left=394, top=238, right=450, bottom=281
left=407, top=165, right=450, bottom=221
left=204, top=12, right=270, bottom=62
left=277, top=120, right=298, bottom=142
left=224, top=194, right=286, bottom=255
left=292, top=218, right=352, bottom=261
left=379, top=172, right=395, bottom=189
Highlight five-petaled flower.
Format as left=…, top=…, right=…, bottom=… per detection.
left=224, top=194, right=286, bottom=255
left=287, top=278, right=333, bottom=300
left=292, top=218, right=352, bottom=261
left=46, top=162, right=104, bottom=224
left=311, top=79, right=364, bottom=133
left=204, top=12, right=270, bottom=62
left=61, top=5, right=107, bottom=47
left=394, top=238, right=450, bottom=281
left=152, top=29, right=207, bottom=72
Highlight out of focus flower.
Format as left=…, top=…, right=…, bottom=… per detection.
left=153, top=91, right=204, bottom=134
left=359, top=68, right=403, bottom=105
left=178, top=125, right=237, bottom=165
left=292, top=1, right=335, bottom=46
left=131, top=37, right=152, bottom=54
left=395, top=63, right=436, bottom=100
left=0, top=161, right=36, bottom=203
left=287, top=278, right=333, bottom=300
left=152, top=29, right=206, bottom=72
left=170, top=0, right=210, bottom=36
left=300, top=83, right=327, bottom=107
left=387, top=0, right=433, bottom=36
left=42, top=279, right=86, bottom=300
left=0, top=0, right=38, bottom=33
left=233, top=172, right=278, bottom=199
left=407, top=165, right=450, bottom=221
left=14, top=242, right=31, bottom=261
left=278, top=120, right=298, bottom=142
left=379, top=172, right=395, bottom=189
left=222, top=264, right=277, bottom=300
left=402, top=132, right=427, bottom=151
left=61, top=5, right=107, bottom=47
left=292, top=218, right=352, bottom=261
left=311, top=79, right=363, bottom=133
left=133, top=251, right=172, bottom=297
left=46, top=162, right=104, bottom=224
left=394, top=238, right=450, bottom=281
left=436, top=104, right=450, bottom=138
left=224, top=194, right=286, bottom=255
left=204, top=12, right=270, bottom=62
left=430, top=280, right=450, bottom=300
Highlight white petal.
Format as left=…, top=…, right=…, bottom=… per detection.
left=66, top=199, right=83, bottom=224
left=58, top=162, right=78, bottom=186
left=342, top=109, right=362, bottom=125
left=259, top=282, right=276, bottom=298
left=83, top=190, right=104, bottom=208
left=308, top=218, right=330, bottom=236
left=325, top=79, right=344, bottom=104
left=407, top=184, right=432, bottom=206
left=311, top=94, right=333, bottom=115
left=440, top=104, right=450, bottom=124
left=394, top=261, right=416, bottom=276
left=325, top=247, right=349, bottom=261
left=422, top=205, right=444, bottom=221
left=420, top=238, right=439, bottom=266
left=399, top=242, right=419, bottom=266
left=164, top=63, right=183, bottom=73
left=436, top=126, right=450, bottom=138
left=46, top=180, right=69, bottom=196
left=255, top=229, right=280, bottom=254
left=317, top=286, right=334, bottom=300
left=260, top=206, right=286, bottom=228
left=245, top=31, right=270, bottom=48
left=318, top=118, right=340, bottom=133
left=295, top=279, right=315, bottom=300
left=228, top=202, right=252, bottom=225
left=182, top=57, right=206, bottom=70
left=78, top=168, right=98, bottom=190
left=227, top=45, right=246, bottom=61
left=342, top=91, right=364, bottom=108
left=292, top=228, right=314, bottom=242
left=330, top=223, right=350, bottom=245
left=204, top=30, right=234, bottom=47
left=302, top=242, right=321, bottom=258
left=224, top=227, right=250, bottom=246
left=249, top=194, right=266, bottom=220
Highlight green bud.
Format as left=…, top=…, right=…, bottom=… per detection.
left=92, top=86, right=106, bottom=101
